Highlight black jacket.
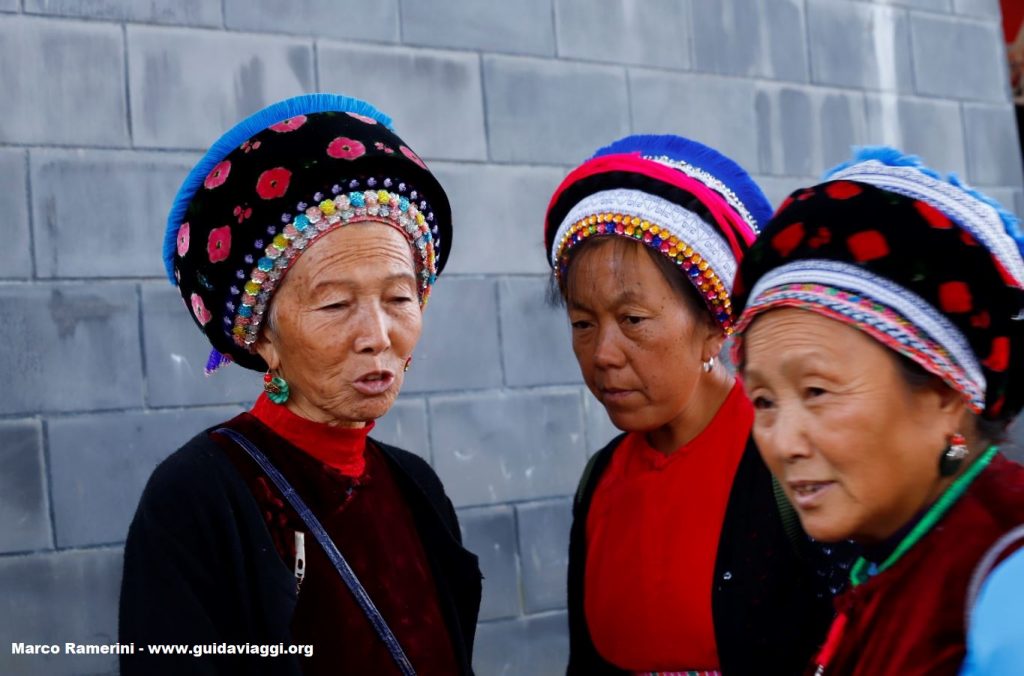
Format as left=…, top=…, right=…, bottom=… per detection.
left=119, top=427, right=481, bottom=675
left=567, top=434, right=849, bottom=675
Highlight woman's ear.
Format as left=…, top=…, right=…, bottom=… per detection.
left=928, top=378, right=968, bottom=438
left=254, top=327, right=281, bottom=372
left=701, top=322, right=728, bottom=364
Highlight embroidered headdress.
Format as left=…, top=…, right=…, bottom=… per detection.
left=732, top=147, right=1024, bottom=422
left=164, top=94, right=452, bottom=373
left=543, top=135, right=772, bottom=333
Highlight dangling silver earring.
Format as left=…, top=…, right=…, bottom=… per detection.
left=939, top=433, right=969, bottom=477
left=702, top=356, right=716, bottom=373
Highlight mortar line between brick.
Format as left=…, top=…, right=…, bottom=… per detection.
left=476, top=607, right=568, bottom=625
left=456, top=494, right=575, bottom=513
left=686, top=0, right=697, bottom=71
left=122, top=22, right=134, bottom=147
left=624, top=67, right=635, bottom=133
left=23, top=149, right=37, bottom=280
left=550, top=0, right=560, bottom=58
left=395, top=0, right=404, bottom=43
left=424, top=397, right=437, bottom=468
left=478, top=52, right=493, bottom=163
left=313, top=40, right=321, bottom=91
left=39, top=418, right=57, bottom=551
left=958, top=100, right=975, bottom=184
left=511, top=503, right=526, bottom=616
left=0, top=402, right=249, bottom=422
left=0, top=543, right=124, bottom=560
left=577, top=386, right=592, bottom=456
left=136, top=283, right=150, bottom=407
left=0, top=383, right=598, bottom=413
left=904, top=7, right=923, bottom=97
left=493, top=277, right=509, bottom=387
left=800, top=0, right=813, bottom=84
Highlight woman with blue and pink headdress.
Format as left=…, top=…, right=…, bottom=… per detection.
left=119, top=94, right=481, bottom=675
left=731, top=148, right=1024, bottom=674
left=543, top=136, right=851, bottom=674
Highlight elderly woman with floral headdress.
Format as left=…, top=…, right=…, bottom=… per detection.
left=732, top=148, right=1024, bottom=674
left=119, top=94, right=481, bottom=676
left=543, top=135, right=852, bottom=675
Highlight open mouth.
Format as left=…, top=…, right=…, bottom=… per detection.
left=787, top=481, right=835, bottom=508
left=352, top=371, right=395, bottom=396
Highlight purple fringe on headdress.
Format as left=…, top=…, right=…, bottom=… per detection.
left=204, top=348, right=233, bottom=375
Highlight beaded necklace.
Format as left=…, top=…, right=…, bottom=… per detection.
left=813, top=444, right=999, bottom=674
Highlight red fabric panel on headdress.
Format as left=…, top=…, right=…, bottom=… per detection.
left=545, top=153, right=756, bottom=261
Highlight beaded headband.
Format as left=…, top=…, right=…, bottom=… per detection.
left=735, top=260, right=987, bottom=412
left=229, top=185, right=437, bottom=352
left=544, top=135, right=771, bottom=334
left=552, top=188, right=738, bottom=329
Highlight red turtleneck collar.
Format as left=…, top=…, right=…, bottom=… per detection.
left=249, top=393, right=374, bottom=477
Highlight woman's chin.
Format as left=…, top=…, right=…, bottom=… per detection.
left=311, top=392, right=397, bottom=425
left=800, top=515, right=856, bottom=544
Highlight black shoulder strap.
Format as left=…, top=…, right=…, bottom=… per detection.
left=574, top=452, right=604, bottom=511
left=215, top=427, right=417, bottom=676
left=574, top=433, right=627, bottom=513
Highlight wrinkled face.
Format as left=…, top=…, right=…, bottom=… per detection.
left=565, top=238, right=717, bottom=432
left=742, top=308, right=962, bottom=543
left=256, top=221, right=422, bottom=426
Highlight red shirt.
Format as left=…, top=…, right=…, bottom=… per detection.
left=215, top=394, right=459, bottom=675
left=584, top=381, right=752, bottom=671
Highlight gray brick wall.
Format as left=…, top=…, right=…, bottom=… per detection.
left=2, top=1, right=1021, bottom=674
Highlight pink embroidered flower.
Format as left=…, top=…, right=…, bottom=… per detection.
left=233, top=204, right=253, bottom=223
left=374, top=141, right=395, bottom=154
left=191, top=293, right=212, bottom=325
left=256, top=167, right=292, bottom=200
left=400, top=145, right=427, bottom=169
left=241, top=139, right=261, bottom=153
left=204, top=160, right=231, bottom=189
left=346, top=112, right=378, bottom=125
left=207, top=225, right=232, bottom=263
left=269, top=116, right=307, bottom=133
left=176, top=222, right=190, bottom=256
left=327, top=137, right=366, bottom=160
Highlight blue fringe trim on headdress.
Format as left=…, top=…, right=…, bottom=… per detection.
left=826, top=145, right=1024, bottom=257
left=591, top=134, right=774, bottom=230
left=162, top=93, right=394, bottom=284
left=204, top=347, right=233, bottom=375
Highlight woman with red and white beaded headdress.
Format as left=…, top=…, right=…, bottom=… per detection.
left=732, top=147, right=1024, bottom=674
left=119, top=94, right=480, bottom=676
left=544, top=135, right=853, bottom=675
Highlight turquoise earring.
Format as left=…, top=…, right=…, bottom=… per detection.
left=263, top=371, right=290, bottom=405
